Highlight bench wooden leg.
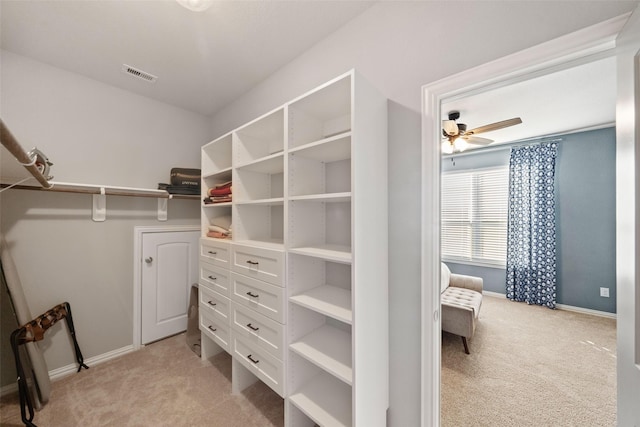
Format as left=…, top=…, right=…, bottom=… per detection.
left=462, top=336, right=470, bottom=354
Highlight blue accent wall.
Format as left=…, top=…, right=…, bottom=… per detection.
left=442, top=127, right=616, bottom=313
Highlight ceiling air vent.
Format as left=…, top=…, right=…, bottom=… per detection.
left=121, top=64, right=158, bottom=83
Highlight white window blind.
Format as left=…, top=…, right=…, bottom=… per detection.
left=441, top=167, right=509, bottom=267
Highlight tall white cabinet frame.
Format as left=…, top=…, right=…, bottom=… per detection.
left=199, top=70, right=388, bottom=427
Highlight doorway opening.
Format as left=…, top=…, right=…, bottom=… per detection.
left=420, top=14, right=629, bottom=426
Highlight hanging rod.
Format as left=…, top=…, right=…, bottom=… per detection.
left=0, top=119, right=53, bottom=189
left=0, top=182, right=198, bottom=200
left=0, top=181, right=198, bottom=222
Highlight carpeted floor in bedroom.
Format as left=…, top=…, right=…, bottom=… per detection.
left=442, top=295, right=617, bottom=427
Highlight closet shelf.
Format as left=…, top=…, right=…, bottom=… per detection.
left=289, top=285, right=352, bottom=324
left=235, top=198, right=284, bottom=206
left=289, top=192, right=351, bottom=203
left=289, top=324, right=352, bottom=385
left=1, top=119, right=53, bottom=189
left=289, top=245, right=352, bottom=264
left=0, top=181, right=197, bottom=222
left=233, top=239, right=284, bottom=250
left=289, top=372, right=352, bottom=427
left=0, top=182, right=199, bottom=200
left=203, top=201, right=232, bottom=208
left=235, top=152, right=284, bottom=174
left=202, top=167, right=232, bottom=181
left=288, top=131, right=351, bottom=162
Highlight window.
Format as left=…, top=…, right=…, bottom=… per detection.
left=441, top=167, right=508, bottom=267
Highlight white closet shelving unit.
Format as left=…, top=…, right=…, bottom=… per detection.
left=285, top=71, right=388, bottom=427
left=200, top=132, right=234, bottom=358
left=233, top=108, right=285, bottom=249
left=199, top=70, right=388, bottom=427
left=201, top=133, right=233, bottom=236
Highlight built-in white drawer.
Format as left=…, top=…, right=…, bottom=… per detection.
left=230, top=272, right=284, bottom=324
left=199, top=285, right=230, bottom=323
left=231, top=244, right=284, bottom=287
left=231, top=331, right=284, bottom=397
left=200, top=309, right=230, bottom=353
left=199, top=261, right=230, bottom=297
left=230, top=302, right=285, bottom=360
left=200, top=238, right=230, bottom=268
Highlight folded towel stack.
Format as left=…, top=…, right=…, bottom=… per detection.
left=204, top=181, right=232, bottom=204
left=207, top=215, right=232, bottom=239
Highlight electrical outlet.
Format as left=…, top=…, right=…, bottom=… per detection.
left=600, top=287, right=610, bottom=298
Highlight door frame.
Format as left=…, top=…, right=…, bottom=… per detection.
left=420, top=14, right=630, bottom=426
left=613, top=6, right=640, bottom=425
left=133, top=225, right=199, bottom=350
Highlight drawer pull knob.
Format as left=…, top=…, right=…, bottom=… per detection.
left=208, top=251, right=217, bottom=255
left=246, top=260, right=259, bottom=266
left=207, top=300, right=217, bottom=306
left=247, top=354, right=259, bottom=364
left=246, top=292, right=259, bottom=298
left=207, top=326, right=217, bottom=332
left=247, top=323, right=259, bottom=331
left=208, top=275, right=217, bottom=281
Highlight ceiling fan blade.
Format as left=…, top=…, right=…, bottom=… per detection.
left=442, top=120, right=459, bottom=136
left=462, top=136, right=494, bottom=145
left=467, top=117, right=522, bottom=135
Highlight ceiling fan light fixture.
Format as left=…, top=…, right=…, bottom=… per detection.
left=454, top=138, right=468, bottom=152
left=442, top=120, right=458, bottom=136
left=441, top=141, right=454, bottom=154
left=441, top=112, right=523, bottom=153
left=176, top=0, right=213, bottom=12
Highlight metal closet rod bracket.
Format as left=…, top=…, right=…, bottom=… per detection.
left=1, top=119, right=53, bottom=189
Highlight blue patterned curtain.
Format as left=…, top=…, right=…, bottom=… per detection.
left=506, top=142, right=558, bottom=308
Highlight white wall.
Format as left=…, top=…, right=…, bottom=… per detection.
left=1, top=50, right=210, bottom=187
left=206, top=2, right=636, bottom=425
left=0, top=51, right=211, bottom=386
left=0, top=0, right=635, bottom=417
left=209, top=1, right=635, bottom=135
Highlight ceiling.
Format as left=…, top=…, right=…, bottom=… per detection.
left=0, top=0, right=619, bottom=137
left=441, top=56, right=616, bottom=151
left=0, top=0, right=373, bottom=116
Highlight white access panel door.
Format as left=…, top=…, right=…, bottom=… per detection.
left=616, top=6, right=640, bottom=425
left=142, top=230, right=199, bottom=345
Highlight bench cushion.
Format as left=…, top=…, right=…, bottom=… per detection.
left=441, top=286, right=482, bottom=339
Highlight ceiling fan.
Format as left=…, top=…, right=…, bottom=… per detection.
left=442, top=111, right=522, bottom=154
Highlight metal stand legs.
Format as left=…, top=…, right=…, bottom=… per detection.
left=10, top=302, right=89, bottom=427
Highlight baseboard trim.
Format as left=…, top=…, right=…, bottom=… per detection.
left=556, top=303, right=616, bottom=319
left=483, top=290, right=507, bottom=299
left=1, top=344, right=136, bottom=397
left=482, top=291, right=616, bottom=319
left=48, top=345, right=135, bottom=381
left=0, top=383, right=18, bottom=397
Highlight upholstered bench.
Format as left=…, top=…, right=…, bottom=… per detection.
left=441, top=263, right=483, bottom=354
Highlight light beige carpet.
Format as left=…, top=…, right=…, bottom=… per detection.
left=1, top=296, right=616, bottom=427
left=0, top=333, right=283, bottom=427
left=442, top=295, right=617, bottom=427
